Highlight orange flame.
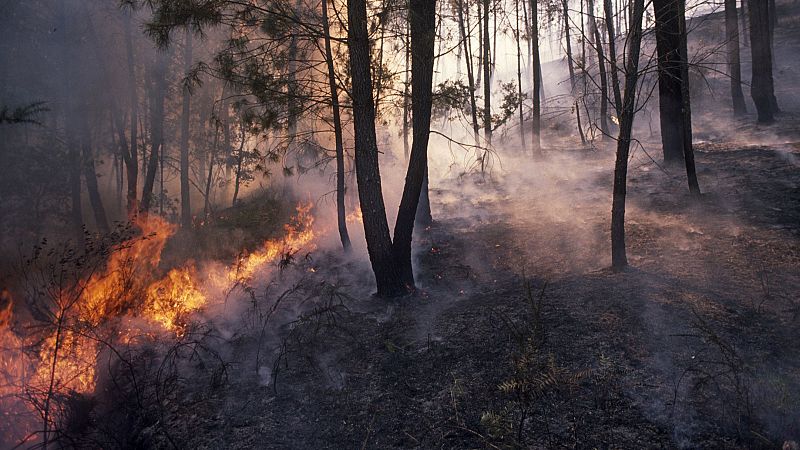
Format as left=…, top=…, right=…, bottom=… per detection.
left=0, top=203, right=317, bottom=444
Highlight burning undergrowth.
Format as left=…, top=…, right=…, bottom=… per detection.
left=0, top=202, right=328, bottom=447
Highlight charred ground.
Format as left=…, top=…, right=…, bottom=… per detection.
left=125, top=136, right=799, bottom=450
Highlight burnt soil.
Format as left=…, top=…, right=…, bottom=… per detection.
left=143, top=136, right=800, bottom=450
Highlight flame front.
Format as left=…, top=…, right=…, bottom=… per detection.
left=0, top=203, right=316, bottom=444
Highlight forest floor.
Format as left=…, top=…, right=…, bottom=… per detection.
left=150, top=125, right=800, bottom=450
left=92, top=2, right=800, bottom=448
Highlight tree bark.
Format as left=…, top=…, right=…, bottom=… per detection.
left=124, top=10, right=139, bottom=217
left=347, top=0, right=404, bottom=297
left=392, top=0, right=437, bottom=289
left=725, top=0, right=747, bottom=116
left=322, top=0, right=352, bottom=251
left=588, top=0, right=609, bottom=138
left=516, top=0, right=526, bottom=147
left=677, top=0, right=701, bottom=196
left=611, top=0, right=645, bottom=270
left=748, top=0, right=777, bottom=123
left=456, top=0, right=481, bottom=148
left=530, top=0, right=542, bottom=153
left=180, top=30, right=193, bottom=228
left=482, top=0, right=492, bottom=146
left=653, top=0, right=686, bottom=163
left=141, top=49, right=168, bottom=213
left=81, top=118, right=109, bottom=233
left=604, top=0, right=623, bottom=116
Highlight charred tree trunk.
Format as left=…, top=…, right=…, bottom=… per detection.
left=232, top=128, right=246, bottom=206
left=604, top=0, right=623, bottom=116
left=748, top=0, right=777, bottom=123
left=123, top=10, right=139, bottom=218
left=457, top=0, right=480, bottom=147
left=678, top=1, right=701, bottom=196
left=653, top=0, right=686, bottom=164
left=403, top=18, right=411, bottom=161
left=180, top=31, right=193, bottom=228
left=611, top=0, right=645, bottom=270
left=725, top=0, right=747, bottom=116
left=563, top=0, right=576, bottom=88
left=322, top=0, right=352, bottom=251
left=588, top=0, right=609, bottom=138
left=516, top=0, right=526, bottom=147
left=80, top=118, right=109, bottom=233
left=482, top=0, right=492, bottom=146
left=141, top=49, right=168, bottom=213
left=347, top=0, right=404, bottom=297
left=530, top=0, right=542, bottom=153
left=392, top=0, right=436, bottom=289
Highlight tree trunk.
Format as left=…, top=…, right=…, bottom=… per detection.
left=482, top=0, right=492, bottom=146
left=141, top=49, right=168, bottom=213
left=403, top=18, right=411, bottom=161
left=180, top=30, right=193, bottom=228
left=322, top=0, right=352, bottom=251
left=81, top=119, right=109, bottom=233
left=677, top=0, right=701, bottom=196
left=611, top=0, right=645, bottom=270
left=392, top=0, right=436, bottom=289
left=588, top=0, right=609, bottom=138
left=725, top=0, right=747, bottom=116
left=232, top=128, right=246, bottom=206
left=563, top=0, right=576, bottom=88
left=748, top=0, right=777, bottom=123
left=604, top=0, right=623, bottom=116
left=653, top=0, right=686, bottom=163
left=530, top=0, right=542, bottom=153
left=347, top=0, right=404, bottom=297
left=124, top=10, right=139, bottom=217
left=457, top=0, right=481, bottom=147
left=516, top=0, right=526, bottom=147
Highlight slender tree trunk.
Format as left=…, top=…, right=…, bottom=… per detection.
left=81, top=120, right=109, bottom=233
left=748, top=0, right=777, bottom=123
left=516, top=0, right=526, bottom=147
left=457, top=0, right=481, bottom=145
left=477, top=0, right=483, bottom=88
left=222, top=96, right=232, bottom=200
left=588, top=0, right=610, bottom=138
left=604, top=0, right=623, bottom=116
left=124, top=10, right=139, bottom=217
left=563, top=0, right=576, bottom=87
left=725, top=0, right=747, bottom=116
left=677, top=0, right=700, bottom=195
left=180, top=31, right=193, bottom=228
left=403, top=18, right=411, bottom=161
left=232, top=128, right=246, bottom=206
left=530, top=0, right=542, bottom=153
left=322, top=0, right=352, bottom=251
left=286, top=0, right=301, bottom=150
left=203, top=124, right=217, bottom=217
left=483, top=0, right=492, bottom=147
left=347, top=0, right=404, bottom=297
left=392, top=0, right=437, bottom=289
left=611, top=0, right=645, bottom=270
left=141, top=49, right=168, bottom=213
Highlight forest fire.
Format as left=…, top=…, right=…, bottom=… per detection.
left=0, top=204, right=316, bottom=445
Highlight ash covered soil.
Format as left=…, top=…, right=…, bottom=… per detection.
left=153, top=135, right=800, bottom=450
